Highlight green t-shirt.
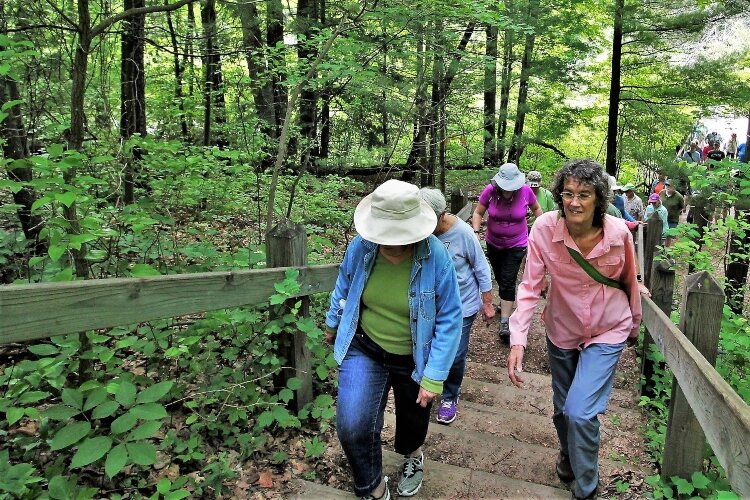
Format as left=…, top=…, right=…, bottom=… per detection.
left=360, top=252, right=412, bottom=355
left=659, top=190, right=683, bottom=224
left=528, top=188, right=556, bottom=227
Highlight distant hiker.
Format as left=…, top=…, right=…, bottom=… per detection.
left=682, top=141, right=701, bottom=163
left=324, top=179, right=462, bottom=499
left=526, top=170, right=556, bottom=228
left=505, top=159, right=649, bottom=500
left=706, top=140, right=726, bottom=165
left=472, top=163, right=543, bottom=345
left=609, top=176, right=636, bottom=223
left=649, top=169, right=667, bottom=195
left=645, top=192, right=669, bottom=241
left=622, top=184, right=645, bottom=221
left=659, top=180, right=685, bottom=246
left=726, top=133, right=738, bottom=159
left=419, top=188, right=495, bottom=426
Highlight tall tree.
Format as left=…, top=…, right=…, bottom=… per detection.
left=506, top=0, right=537, bottom=165
left=121, top=0, right=146, bottom=203
left=200, top=0, right=227, bottom=147
left=166, top=2, right=189, bottom=139
left=483, top=24, right=498, bottom=167
left=497, top=25, right=514, bottom=163
left=267, top=0, right=287, bottom=137
left=604, top=0, right=623, bottom=176
left=297, top=0, right=319, bottom=163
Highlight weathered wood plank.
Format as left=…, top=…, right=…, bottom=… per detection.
left=642, top=211, right=662, bottom=289
left=0, top=264, right=340, bottom=345
left=641, top=259, right=674, bottom=398
left=456, top=202, right=474, bottom=222
left=641, top=295, right=750, bottom=496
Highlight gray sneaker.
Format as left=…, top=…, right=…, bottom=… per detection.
left=396, top=452, right=424, bottom=497
left=499, top=321, right=510, bottom=345
left=361, top=476, right=390, bottom=500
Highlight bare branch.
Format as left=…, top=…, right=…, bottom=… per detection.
left=90, top=0, right=193, bottom=39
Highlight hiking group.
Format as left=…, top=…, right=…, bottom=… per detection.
left=324, top=158, right=655, bottom=500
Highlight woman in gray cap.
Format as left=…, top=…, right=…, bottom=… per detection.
left=471, top=163, right=543, bottom=344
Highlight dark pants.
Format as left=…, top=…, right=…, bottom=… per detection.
left=486, top=244, right=527, bottom=301
left=337, top=331, right=431, bottom=496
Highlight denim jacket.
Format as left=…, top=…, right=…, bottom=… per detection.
left=325, top=235, right=462, bottom=384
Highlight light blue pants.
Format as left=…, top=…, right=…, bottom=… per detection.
left=441, top=313, right=477, bottom=401
left=547, top=337, right=625, bottom=499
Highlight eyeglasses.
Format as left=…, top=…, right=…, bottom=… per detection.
left=560, top=191, right=593, bottom=202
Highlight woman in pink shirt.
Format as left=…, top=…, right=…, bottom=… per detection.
left=506, top=159, right=648, bottom=500
left=471, top=163, right=542, bottom=344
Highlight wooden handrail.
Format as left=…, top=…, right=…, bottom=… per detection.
left=0, top=264, right=340, bottom=345
left=641, top=295, right=750, bottom=495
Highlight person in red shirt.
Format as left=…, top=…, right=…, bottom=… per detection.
left=506, top=159, right=650, bottom=500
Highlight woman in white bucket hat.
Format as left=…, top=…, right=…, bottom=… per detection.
left=324, top=179, right=462, bottom=499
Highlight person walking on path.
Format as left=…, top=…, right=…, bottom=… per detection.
left=659, top=180, right=685, bottom=246
left=622, top=184, right=645, bottom=221
left=324, top=179, right=462, bottom=500
left=526, top=170, right=556, bottom=227
left=645, top=192, right=669, bottom=241
left=505, top=159, right=648, bottom=500
left=472, top=163, right=543, bottom=345
left=682, top=141, right=701, bottom=163
left=419, top=188, right=495, bottom=425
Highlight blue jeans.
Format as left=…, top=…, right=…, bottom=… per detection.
left=441, top=313, right=477, bottom=401
left=337, top=332, right=432, bottom=496
left=547, top=337, right=624, bottom=499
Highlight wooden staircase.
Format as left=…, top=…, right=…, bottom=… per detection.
left=294, top=359, right=650, bottom=498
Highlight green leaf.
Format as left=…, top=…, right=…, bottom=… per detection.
left=130, top=263, right=161, bottom=276
left=128, top=420, right=162, bottom=441
left=92, top=400, right=120, bottom=420
left=256, top=410, right=274, bottom=429
left=48, top=475, right=73, bottom=500
left=62, top=388, right=84, bottom=410
left=55, top=191, right=77, bottom=208
left=165, top=492, right=191, bottom=500
left=47, top=144, right=64, bottom=158
left=18, top=390, right=50, bottom=404
left=115, top=380, right=137, bottom=407
left=49, top=421, right=91, bottom=451
left=31, top=195, right=52, bottom=212
left=83, top=388, right=109, bottom=411
left=279, top=388, right=294, bottom=403
left=126, top=442, right=156, bottom=466
left=136, top=381, right=174, bottom=404
left=111, top=411, right=138, bottom=434
left=671, top=476, right=694, bottom=495
left=105, top=443, right=129, bottom=478
left=157, top=478, right=172, bottom=494
left=51, top=267, right=74, bottom=282
left=27, top=344, right=59, bottom=356
left=70, top=436, right=112, bottom=468
left=48, top=244, right=66, bottom=262
left=690, top=471, right=711, bottom=490
left=130, top=403, right=167, bottom=420
left=44, top=404, right=81, bottom=421
left=286, top=377, right=303, bottom=390
left=6, top=407, right=25, bottom=425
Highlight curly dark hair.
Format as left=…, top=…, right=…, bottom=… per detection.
left=551, top=158, right=611, bottom=227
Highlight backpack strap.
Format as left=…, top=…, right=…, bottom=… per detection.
left=566, top=246, right=624, bottom=291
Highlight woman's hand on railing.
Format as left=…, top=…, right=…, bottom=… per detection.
left=638, top=282, right=651, bottom=297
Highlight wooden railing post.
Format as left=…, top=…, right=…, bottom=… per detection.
left=450, top=187, right=467, bottom=215
left=661, top=271, right=724, bottom=480
left=642, top=211, right=663, bottom=289
left=640, top=258, right=675, bottom=398
left=266, top=218, right=313, bottom=411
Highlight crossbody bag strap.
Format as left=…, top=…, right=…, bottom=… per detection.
left=566, top=246, right=624, bottom=291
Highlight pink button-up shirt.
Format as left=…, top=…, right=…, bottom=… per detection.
left=509, top=211, right=642, bottom=350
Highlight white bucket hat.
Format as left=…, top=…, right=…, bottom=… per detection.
left=354, top=179, right=437, bottom=245
left=492, top=163, right=525, bottom=191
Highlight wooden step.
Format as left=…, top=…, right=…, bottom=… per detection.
left=383, top=412, right=649, bottom=490
left=381, top=450, right=568, bottom=499
left=458, top=376, right=644, bottom=433
left=294, top=478, right=351, bottom=498
left=465, top=361, right=640, bottom=409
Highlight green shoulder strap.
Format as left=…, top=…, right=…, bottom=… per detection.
left=566, top=246, right=624, bottom=291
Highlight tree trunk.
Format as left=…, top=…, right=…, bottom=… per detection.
left=506, top=0, right=536, bottom=165
left=237, top=0, right=278, bottom=170
left=186, top=1, right=196, bottom=97
left=605, top=0, right=624, bottom=176
left=166, top=2, right=189, bottom=139
left=318, top=0, right=330, bottom=159
left=121, top=0, right=146, bottom=204
left=267, top=0, right=287, bottom=138
left=497, top=26, right=514, bottom=163
left=0, top=74, right=44, bottom=246
left=200, top=0, right=226, bottom=148
left=297, top=0, right=318, bottom=163
left=483, top=24, right=498, bottom=167
left=424, top=19, right=443, bottom=187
